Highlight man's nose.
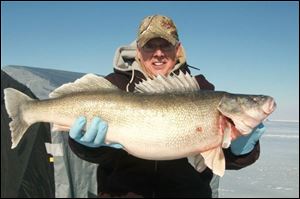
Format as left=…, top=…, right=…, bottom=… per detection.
left=153, top=48, right=164, bottom=57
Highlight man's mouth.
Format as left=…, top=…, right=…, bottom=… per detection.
left=152, top=61, right=166, bottom=69
left=153, top=62, right=164, bottom=66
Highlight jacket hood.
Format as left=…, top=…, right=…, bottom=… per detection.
left=113, top=40, right=187, bottom=78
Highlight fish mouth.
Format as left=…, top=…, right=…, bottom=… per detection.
left=262, top=98, right=277, bottom=115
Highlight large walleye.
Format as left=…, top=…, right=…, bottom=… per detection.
left=3, top=71, right=276, bottom=176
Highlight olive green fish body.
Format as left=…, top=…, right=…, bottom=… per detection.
left=4, top=72, right=276, bottom=176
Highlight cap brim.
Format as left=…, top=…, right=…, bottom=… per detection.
left=138, top=31, right=177, bottom=47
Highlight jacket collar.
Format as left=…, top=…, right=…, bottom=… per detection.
left=113, top=40, right=190, bottom=80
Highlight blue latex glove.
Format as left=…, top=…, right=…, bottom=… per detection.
left=69, top=116, right=123, bottom=149
left=230, top=123, right=266, bottom=155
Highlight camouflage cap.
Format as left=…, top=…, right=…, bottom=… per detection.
left=137, top=15, right=179, bottom=47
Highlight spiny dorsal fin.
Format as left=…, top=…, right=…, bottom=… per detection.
left=134, top=71, right=200, bottom=93
left=49, top=73, right=118, bottom=98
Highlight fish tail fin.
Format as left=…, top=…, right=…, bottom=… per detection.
left=4, top=88, right=34, bottom=149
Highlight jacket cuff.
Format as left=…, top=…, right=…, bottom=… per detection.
left=224, top=141, right=260, bottom=170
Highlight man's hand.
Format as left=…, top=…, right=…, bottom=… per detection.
left=69, top=116, right=123, bottom=149
left=230, top=123, right=266, bottom=155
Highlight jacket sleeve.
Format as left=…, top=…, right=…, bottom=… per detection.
left=224, top=141, right=260, bottom=169
left=68, top=137, right=126, bottom=167
left=194, top=74, right=215, bottom=90
left=194, top=73, right=261, bottom=170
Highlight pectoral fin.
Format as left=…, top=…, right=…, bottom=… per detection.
left=222, top=125, right=232, bottom=148
left=200, top=147, right=225, bottom=177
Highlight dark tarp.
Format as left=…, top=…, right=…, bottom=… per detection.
left=1, top=70, right=55, bottom=198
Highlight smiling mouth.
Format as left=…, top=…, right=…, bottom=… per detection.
left=152, top=62, right=166, bottom=69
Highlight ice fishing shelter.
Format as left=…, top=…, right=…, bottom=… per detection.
left=1, top=70, right=55, bottom=197
left=1, top=69, right=98, bottom=198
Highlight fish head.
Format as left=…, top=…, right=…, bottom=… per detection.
left=217, top=93, right=276, bottom=136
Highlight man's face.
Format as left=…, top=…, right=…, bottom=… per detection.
left=137, top=38, right=180, bottom=77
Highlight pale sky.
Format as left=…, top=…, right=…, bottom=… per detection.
left=1, top=1, right=299, bottom=120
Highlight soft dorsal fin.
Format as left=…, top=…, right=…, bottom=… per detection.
left=49, top=73, right=118, bottom=98
left=134, top=71, right=200, bottom=93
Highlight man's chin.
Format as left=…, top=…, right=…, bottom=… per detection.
left=152, top=70, right=168, bottom=77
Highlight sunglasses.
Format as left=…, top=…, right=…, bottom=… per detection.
left=140, top=42, right=177, bottom=53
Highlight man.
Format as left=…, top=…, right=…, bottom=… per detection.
left=68, top=15, right=265, bottom=198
